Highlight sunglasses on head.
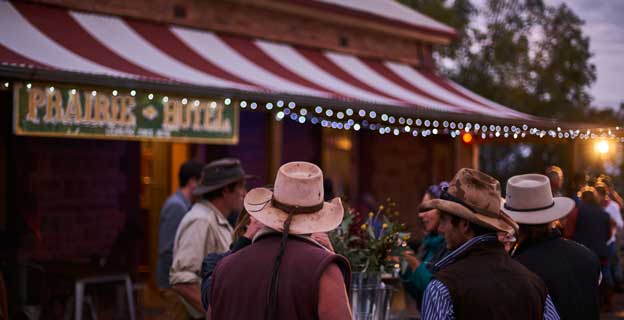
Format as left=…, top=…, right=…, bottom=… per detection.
left=440, top=187, right=478, bottom=213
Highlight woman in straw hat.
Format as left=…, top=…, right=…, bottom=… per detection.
left=209, top=162, right=351, bottom=319
left=505, top=174, right=600, bottom=320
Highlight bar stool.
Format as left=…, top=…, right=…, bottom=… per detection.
left=71, top=273, right=135, bottom=320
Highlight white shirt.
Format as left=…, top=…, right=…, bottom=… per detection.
left=170, top=200, right=233, bottom=285
left=604, top=200, right=623, bottom=244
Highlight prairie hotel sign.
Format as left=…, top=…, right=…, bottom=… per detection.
left=13, top=82, right=239, bottom=144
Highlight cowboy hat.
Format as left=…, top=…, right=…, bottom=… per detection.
left=244, top=162, right=343, bottom=235
left=420, top=168, right=518, bottom=234
left=502, top=174, right=575, bottom=225
left=192, top=158, right=254, bottom=196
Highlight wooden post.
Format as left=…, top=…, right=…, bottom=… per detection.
left=268, top=115, right=283, bottom=180
left=170, top=143, right=190, bottom=194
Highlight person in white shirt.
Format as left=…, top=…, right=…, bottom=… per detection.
left=596, top=182, right=623, bottom=309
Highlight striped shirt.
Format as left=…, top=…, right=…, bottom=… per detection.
left=422, top=234, right=561, bottom=320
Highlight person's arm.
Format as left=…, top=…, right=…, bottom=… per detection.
left=543, top=294, right=561, bottom=320
left=170, top=220, right=212, bottom=313
left=318, top=263, right=352, bottom=320
left=421, top=279, right=455, bottom=320
left=172, top=282, right=204, bottom=313
left=610, top=205, right=624, bottom=229
left=610, top=190, right=624, bottom=209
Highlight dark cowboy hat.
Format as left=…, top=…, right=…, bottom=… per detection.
left=192, top=158, right=254, bottom=196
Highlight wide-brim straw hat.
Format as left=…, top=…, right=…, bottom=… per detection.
left=193, top=158, right=254, bottom=196
left=244, top=162, right=343, bottom=235
left=420, top=168, right=518, bottom=234
left=502, top=174, right=575, bottom=225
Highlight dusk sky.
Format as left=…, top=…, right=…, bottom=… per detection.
left=544, top=0, right=623, bottom=109
left=469, top=0, right=624, bottom=110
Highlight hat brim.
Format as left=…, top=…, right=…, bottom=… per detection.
left=192, top=174, right=254, bottom=196
left=421, top=199, right=517, bottom=234
left=244, top=187, right=344, bottom=235
left=501, top=197, right=575, bottom=225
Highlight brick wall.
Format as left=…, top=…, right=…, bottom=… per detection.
left=26, top=0, right=437, bottom=66
left=12, top=137, right=140, bottom=261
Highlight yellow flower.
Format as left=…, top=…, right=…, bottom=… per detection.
left=382, top=223, right=388, bottom=229
left=361, top=224, right=367, bottom=230
left=402, top=235, right=410, bottom=241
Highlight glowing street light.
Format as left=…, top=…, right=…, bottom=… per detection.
left=595, top=140, right=610, bottom=154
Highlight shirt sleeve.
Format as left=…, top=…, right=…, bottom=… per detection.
left=421, top=279, right=455, bottom=320
left=543, top=294, right=561, bottom=320
left=608, top=203, right=623, bottom=229
left=170, top=219, right=212, bottom=285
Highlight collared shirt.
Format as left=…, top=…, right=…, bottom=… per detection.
left=170, top=200, right=233, bottom=285
left=156, top=190, right=191, bottom=289
left=422, top=234, right=560, bottom=320
left=604, top=200, right=623, bottom=244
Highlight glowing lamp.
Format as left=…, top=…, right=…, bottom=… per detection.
left=595, top=140, right=610, bottom=154
left=462, top=133, right=473, bottom=144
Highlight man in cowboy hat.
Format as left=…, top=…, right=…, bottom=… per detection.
left=420, top=168, right=560, bottom=320
left=169, top=158, right=252, bottom=317
left=505, top=174, right=600, bottom=320
left=209, top=161, right=352, bottom=319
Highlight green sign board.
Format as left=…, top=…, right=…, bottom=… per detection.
left=13, top=82, right=239, bottom=144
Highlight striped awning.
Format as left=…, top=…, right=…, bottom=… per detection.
left=0, top=1, right=535, bottom=122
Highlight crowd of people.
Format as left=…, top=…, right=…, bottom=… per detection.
left=154, top=157, right=622, bottom=320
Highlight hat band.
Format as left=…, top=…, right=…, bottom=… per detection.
left=441, top=189, right=479, bottom=213
left=504, top=201, right=555, bottom=212
left=271, top=198, right=324, bottom=215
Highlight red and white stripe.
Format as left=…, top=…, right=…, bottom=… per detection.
left=0, top=1, right=534, bottom=120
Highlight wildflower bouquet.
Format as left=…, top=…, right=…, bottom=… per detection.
left=329, top=199, right=409, bottom=273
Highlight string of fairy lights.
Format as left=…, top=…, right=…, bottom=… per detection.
left=237, top=98, right=624, bottom=143
left=3, top=81, right=622, bottom=143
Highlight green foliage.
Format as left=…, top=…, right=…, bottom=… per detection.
left=329, top=200, right=409, bottom=273
left=398, top=0, right=598, bottom=121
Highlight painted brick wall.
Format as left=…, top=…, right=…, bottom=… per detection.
left=12, top=137, right=140, bottom=261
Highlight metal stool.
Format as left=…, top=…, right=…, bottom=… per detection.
left=72, top=273, right=135, bottom=320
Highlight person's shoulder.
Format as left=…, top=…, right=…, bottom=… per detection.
left=557, top=238, right=600, bottom=263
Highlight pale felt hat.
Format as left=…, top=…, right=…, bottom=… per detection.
left=244, top=162, right=343, bottom=235
left=420, top=168, right=518, bottom=234
left=502, top=174, right=575, bottom=225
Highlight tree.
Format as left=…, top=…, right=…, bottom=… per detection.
left=399, top=0, right=597, bottom=121
left=399, top=0, right=602, bottom=190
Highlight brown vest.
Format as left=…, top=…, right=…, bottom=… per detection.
left=211, top=233, right=351, bottom=320
left=434, top=241, right=547, bottom=320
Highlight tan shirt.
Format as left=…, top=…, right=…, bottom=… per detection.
left=170, top=200, right=233, bottom=285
